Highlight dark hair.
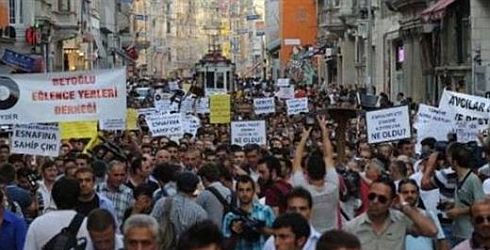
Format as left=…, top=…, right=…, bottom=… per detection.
left=286, top=187, right=313, bottom=209
left=133, top=183, right=154, bottom=199
left=177, top=220, right=223, bottom=250
left=197, top=163, right=220, bottom=183
left=176, top=172, right=200, bottom=193
left=8, top=154, right=24, bottom=165
left=305, top=154, right=326, bottom=181
left=316, top=230, right=361, bottom=250
left=0, top=144, right=9, bottom=153
left=0, top=163, right=16, bottom=184
left=244, top=144, right=260, bottom=154
left=87, top=208, right=116, bottom=232
left=235, top=175, right=255, bottom=191
left=130, top=157, right=143, bottom=174
left=164, top=141, right=179, bottom=150
left=63, top=157, right=77, bottom=166
left=75, top=167, right=95, bottom=180
left=272, top=213, right=310, bottom=241
left=216, top=144, right=229, bottom=154
left=448, top=143, right=472, bottom=168
left=16, top=167, right=35, bottom=179
left=76, top=153, right=92, bottom=163
left=153, top=162, right=181, bottom=183
left=41, top=160, right=56, bottom=172
left=372, top=178, right=397, bottom=199
left=398, top=178, right=419, bottom=193
left=52, top=177, right=80, bottom=209
left=258, top=156, right=283, bottom=178
left=230, top=145, right=243, bottom=153
left=397, top=139, right=411, bottom=149
left=420, top=137, right=436, bottom=149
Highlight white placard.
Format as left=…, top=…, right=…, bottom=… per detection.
left=453, top=120, right=481, bottom=143
left=276, top=78, right=290, bottom=87
left=196, top=97, right=210, bottom=114
left=276, top=86, right=295, bottom=99
left=231, top=120, right=266, bottom=146
left=12, top=124, right=60, bottom=157
left=137, top=108, right=159, bottom=118
left=253, top=97, right=275, bottom=115
left=366, top=106, right=411, bottom=144
left=0, top=68, right=126, bottom=124
left=439, top=90, right=490, bottom=126
left=414, top=104, right=452, bottom=153
left=183, top=114, right=201, bottom=137
left=154, top=93, right=179, bottom=113
left=99, top=118, right=125, bottom=131
left=145, top=113, right=183, bottom=138
left=180, top=97, right=195, bottom=114
left=286, top=98, right=308, bottom=115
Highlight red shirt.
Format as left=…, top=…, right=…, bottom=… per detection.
left=265, top=179, right=292, bottom=214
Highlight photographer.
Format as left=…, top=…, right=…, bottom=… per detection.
left=223, top=175, right=275, bottom=250
left=422, top=142, right=485, bottom=247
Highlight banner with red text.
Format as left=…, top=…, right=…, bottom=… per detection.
left=0, top=68, right=126, bottom=124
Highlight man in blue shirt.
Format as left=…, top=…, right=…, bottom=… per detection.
left=0, top=189, right=27, bottom=250
left=223, top=175, right=275, bottom=250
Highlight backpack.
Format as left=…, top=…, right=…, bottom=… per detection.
left=42, top=213, right=87, bottom=250
left=206, top=186, right=237, bottom=216
left=158, top=197, right=177, bottom=250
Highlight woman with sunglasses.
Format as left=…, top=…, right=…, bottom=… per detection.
left=343, top=178, right=438, bottom=250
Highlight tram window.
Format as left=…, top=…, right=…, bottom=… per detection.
left=217, top=72, right=224, bottom=89
left=206, top=72, right=214, bottom=88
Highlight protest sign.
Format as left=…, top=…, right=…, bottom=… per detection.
left=276, top=86, right=295, bottom=99
left=414, top=104, right=452, bottom=153
left=254, top=97, right=275, bottom=115
left=210, top=94, right=231, bottom=124
left=145, top=113, right=183, bottom=138
left=154, top=93, right=179, bottom=113
left=180, top=97, right=195, bottom=114
left=99, top=118, right=125, bottom=131
left=366, top=106, right=411, bottom=144
left=137, top=108, right=159, bottom=117
left=183, top=115, right=201, bottom=137
left=286, top=98, right=308, bottom=115
left=0, top=68, right=126, bottom=124
left=126, top=108, right=138, bottom=130
left=196, top=97, right=210, bottom=114
left=453, top=120, right=481, bottom=143
left=231, top=120, right=266, bottom=146
left=60, top=121, right=98, bottom=139
left=12, top=124, right=60, bottom=157
left=276, top=78, right=290, bottom=87
left=169, top=81, right=179, bottom=91
left=439, top=90, right=490, bottom=126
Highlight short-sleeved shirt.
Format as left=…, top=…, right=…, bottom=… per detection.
left=96, top=182, right=134, bottom=225
left=291, top=168, right=339, bottom=233
left=405, top=208, right=445, bottom=250
left=452, top=239, right=486, bottom=250
left=453, top=171, right=485, bottom=239
left=264, top=180, right=292, bottom=214
left=344, top=209, right=412, bottom=250
left=222, top=202, right=276, bottom=250
left=196, top=182, right=232, bottom=229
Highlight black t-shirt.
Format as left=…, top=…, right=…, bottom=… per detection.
left=125, top=179, right=160, bottom=194
left=77, top=195, right=100, bottom=216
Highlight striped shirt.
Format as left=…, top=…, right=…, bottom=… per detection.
left=151, top=193, right=207, bottom=238
left=96, top=182, right=133, bottom=225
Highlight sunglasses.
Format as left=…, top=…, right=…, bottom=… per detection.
left=367, top=193, right=389, bottom=204
left=474, top=215, right=490, bottom=225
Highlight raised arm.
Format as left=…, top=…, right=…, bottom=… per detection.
left=421, top=152, right=439, bottom=190
left=317, top=116, right=334, bottom=168
left=292, top=127, right=312, bottom=173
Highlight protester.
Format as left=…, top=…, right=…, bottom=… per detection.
left=123, top=214, right=158, bottom=250
left=315, top=230, right=361, bottom=250
left=0, top=188, right=27, bottom=250
left=177, top=220, right=223, bottom=250
left=87, top=208, right=124, bottom=250
left=75, top=167, right=116, bottom=217
left=453, top=199, right=490, bottom=250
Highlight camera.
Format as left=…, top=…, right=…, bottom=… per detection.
left=229, top=207, right=266, bottom=242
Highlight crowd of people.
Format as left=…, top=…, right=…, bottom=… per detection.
left=0, top=78, right=489, bottom=250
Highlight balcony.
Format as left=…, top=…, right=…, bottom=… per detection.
left=319, top=9, right=346, bottom=34
left=390, top=0, right=430, bottom=12
left=35, top=0, right=53, bottom=22
left=52, top=10, right=79, bottom=41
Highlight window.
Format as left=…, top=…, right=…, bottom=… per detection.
left=9, top=0, right=16, bottom=24
left=59, top=0, right=71, bottom=12
left=216, top=72, right=224, bottom=88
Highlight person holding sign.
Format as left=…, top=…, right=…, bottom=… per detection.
left=291, top=116, right=340, bottom=233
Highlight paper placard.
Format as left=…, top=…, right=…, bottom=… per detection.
left=276, top=86, right=295, bottom=99
left=277, top=78, right=290, bottom=87
left=12, top=124, right=60, bottom=157
left=439, top=90, right=490, bottom=126
left=286, top=98, right=308, bottom=115
left=196, top=97, right=210, bottom=114
left=126, top=108, right=138, bottom=130
left=231, top=120, right=266, bottom=146
left=145, top=113, right=183, bottom=138
left=210, top=94, right=231, bottom=124
left=60, top=121, right=98, bottom=139
left=99, top=118, right=125, bottom=131
left=0, top=69, right=127, bottom=124
left=254, top=97, right=275, bottom=115
left=366, top=106, right=411, bottom=144
left=183, top=115, right=201, bottom=137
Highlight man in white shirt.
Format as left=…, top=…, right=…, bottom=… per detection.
left=24, top=177, right=92, bottom=250
left=263, top=187, right=321, bottom=250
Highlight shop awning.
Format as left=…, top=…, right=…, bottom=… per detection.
left=421, top=0, right=457, bottom=22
